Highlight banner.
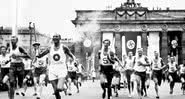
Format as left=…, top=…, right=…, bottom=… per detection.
left=124, top=32, right=138, bottom=56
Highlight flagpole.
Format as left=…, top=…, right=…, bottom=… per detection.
left=12, top=0, right=18, bottom=36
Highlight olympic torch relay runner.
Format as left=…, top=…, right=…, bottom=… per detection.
left=3, top=36, right=31, bottom=99
left=36, top=34, right=76, bottom=99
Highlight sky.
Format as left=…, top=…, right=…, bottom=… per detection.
left=0, top=0, right=184, bottom=38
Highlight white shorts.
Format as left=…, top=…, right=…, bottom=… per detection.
left=48, top=64, right=67, bottom=81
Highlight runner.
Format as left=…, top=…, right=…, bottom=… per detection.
left=98, top=39, right=122, bottom=99
left=167, top=56, right=178, bottom=94
left=124, top=51, right=135, bottom=97
left=179, top=64, right=185, bottom=95
left=112, top=61, right=121, bottom=97
left=3, top=36, right=31, bottom=99
left=91, top=70, right=96, bottom=82
left=66, top=58, right=79, bottom=95
left=0, top=46, right=10, bottom=80
left=0, top=46, right=10, bottom=91
left=21, top=57, right=33, bottom=96
left=134, top=48, right=150, bottom=99
left=76, top=62, right=84, bottom=87
left=36, top=34, right=76, bottom=99
left=151, top=51, right=165, bottom=99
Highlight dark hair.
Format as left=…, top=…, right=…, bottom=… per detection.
left=103, top=39, right=111, bottom=45
left=11, top=36, right=18, bottom=41
left=53, top=34, right=61, bottom=40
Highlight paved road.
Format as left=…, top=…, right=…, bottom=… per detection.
left=0, top=80, right=185, bottom=99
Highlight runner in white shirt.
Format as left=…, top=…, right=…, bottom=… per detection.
left=67, top=58, right=79, bottom=95
left=36, top=34, right=76, bottom=99
left=167, top=57, right=178, bottom=94
left=151, top=51, right=165, bottom=99
left=2, top=36, right=31, bottom=99
left=112, top=61, right=121, bottom=97
left=179, top=64, right=185, bottom=95
left=134, top=48, right=150, bottom=99
left=22, top=58, right=33, bottom=96
left=77, top=63, right=84, bottom=87
left=0, top=46, right=10, bottom=79
left=124, top=51, right=135, bottom=97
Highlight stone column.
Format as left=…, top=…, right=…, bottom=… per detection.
left=141, top=25, right=148, bottom=55
left=161, top=24, right=168, bottom=64
left=181, top=25, right=185, bottom=64
left=115, top=33, right=122, bottom=60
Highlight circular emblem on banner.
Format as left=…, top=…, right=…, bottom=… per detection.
left=83, top=39, right=91, bottom=47
left=53, top=54, right=60, bottom=61
left=127, top=40, right=135, bottom=49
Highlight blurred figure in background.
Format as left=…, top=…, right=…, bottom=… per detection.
left=91, top=70, right=96, bottom=82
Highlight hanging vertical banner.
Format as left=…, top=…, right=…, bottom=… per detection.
left=122, top=36, right=126, bottom=56
left=125, top=32, right=138, bottom=56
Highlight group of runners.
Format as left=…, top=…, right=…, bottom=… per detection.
left=99, top=39, right=185, bottom=99
left=0, top=34, right=185, bottom=99
left=0, top=34, right=84, bottom=99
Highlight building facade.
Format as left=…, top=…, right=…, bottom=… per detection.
left=0, top=27, right=50, bottom=56
left=72, top=0, right=185, bottom=71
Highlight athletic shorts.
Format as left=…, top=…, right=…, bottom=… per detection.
left=168, top=71, right=180, bottom=82
left=135, top=71, right=146, bottom=81
left=34, top=67, right=47, bottom=77
left=8, top=62, right=25, bottom=88
left=125, top=69, right=134, bottom=81
left=1, top=68, right=9, bottom=79
left=48, top=64, right=67, bottom=81
left=152, top=70, right=162, bottom=86
left=77, top=72, right=83, bottom=78
left=99, top=65, right=114, bottom=85
left=67, top=71, right=77, bottom=81
left=100, top=65, right=114, bottom=74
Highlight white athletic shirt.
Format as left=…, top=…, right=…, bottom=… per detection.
left=23, top=59, right=32, bottom=70
left=180, top=65, right=185, bottom=74
left=77, top=64, right=83, bottom=73
left=50, top=44, right=66, bottom=65
left=168, top=62, right=177, bottom=73
left=134, top=55, right=148, bottom=72
left=67, top=61, right=77, bottom=72
left=125, top=56, right=135, bottom=70
left=49, top=44, right=67, bottom=72
left=100, top=49, right=114, bottom=66
left=10, top=46, right=22, bottom=63
left=0, top=54, right=10, bottom=68
left=151, top=57, right=162, bottom=70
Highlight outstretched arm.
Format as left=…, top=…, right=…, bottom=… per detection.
left=36, top=47, right=50, bottom=58
left=63, top=45, right=75, bottom=61
left=19, top=47, right=31, bottom=59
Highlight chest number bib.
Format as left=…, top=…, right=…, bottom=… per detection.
left=103, top=57, right=109, bottom=64
left=53, top=54, right=60, bottom=61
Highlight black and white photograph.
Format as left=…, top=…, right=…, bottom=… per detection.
left=0, top=0, right=185, bottom=99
